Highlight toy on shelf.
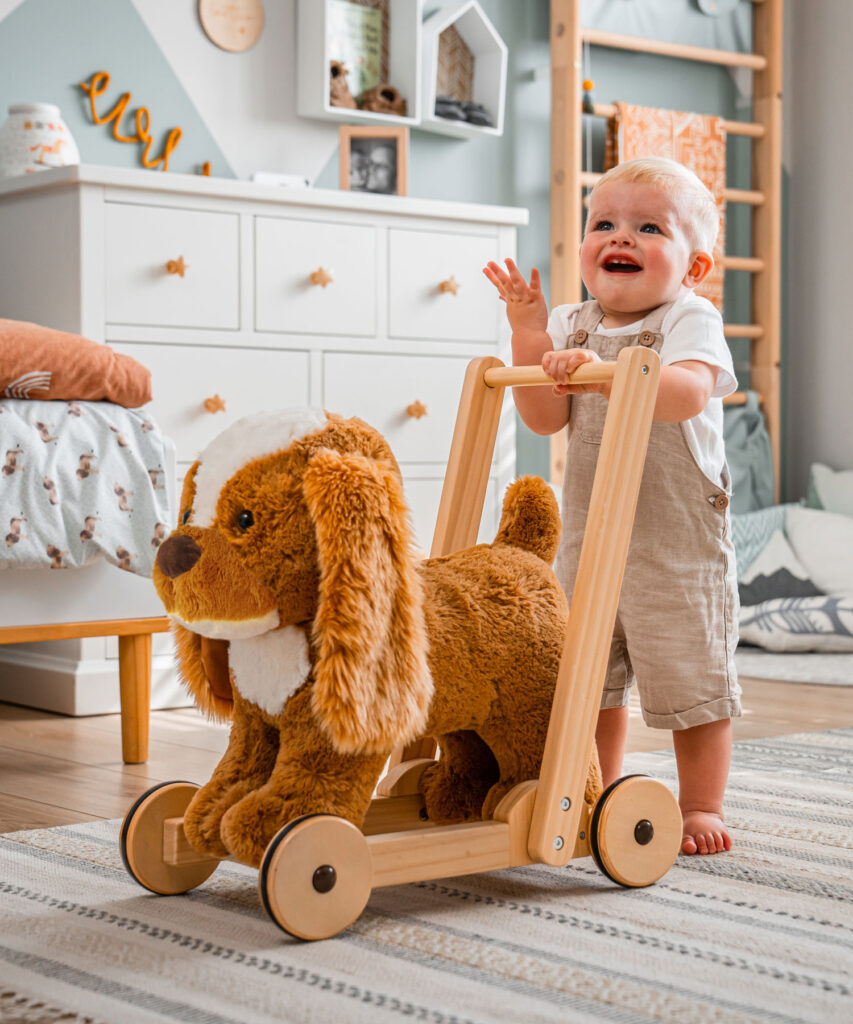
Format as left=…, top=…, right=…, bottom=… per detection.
left=358, top=83, right=407, bottom=116
left=329, top=60, right=357, bottom=108
left=121, top=346, right=681, bottom=941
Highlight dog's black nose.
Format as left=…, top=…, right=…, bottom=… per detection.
left=156, top=533, right=202, bottom=579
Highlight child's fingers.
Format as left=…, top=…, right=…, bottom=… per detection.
left=529, top=267, right=542, bottom=293
left=483, top=264, right=510, bottom=298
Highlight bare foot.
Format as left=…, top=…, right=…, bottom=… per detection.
left=681, top=810, right=732, bottom=855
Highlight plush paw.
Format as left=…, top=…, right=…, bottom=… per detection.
left=219, top=791, right=298, bottom=867
left=183, top=780, right=259, bottom=859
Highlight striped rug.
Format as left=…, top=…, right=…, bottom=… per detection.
left=1, top=730, right=851, bottom=1024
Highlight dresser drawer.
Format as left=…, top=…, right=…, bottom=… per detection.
left=112, top=342, right=310, bottom=464
left=403, top=474, right=498, bottom=554
left=255, top=216, right=377, bottom=336
left=323, top=351, right=474, bottom=464
left=105, top=204, right=240, bottom=329
left=388, top=229, right=500, bottom=342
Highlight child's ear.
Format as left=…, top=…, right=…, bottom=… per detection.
left=683, top=251, right=714, bottom=287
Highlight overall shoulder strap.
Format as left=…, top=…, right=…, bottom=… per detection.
left=568, top=300, right=603, bottom=345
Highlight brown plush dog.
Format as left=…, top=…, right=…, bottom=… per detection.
left=153, top=410, right=602, bottom=868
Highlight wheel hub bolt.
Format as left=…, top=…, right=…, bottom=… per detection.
left=634, top=819, right=654, bottom=846
left=312, top=864, right=337, bottom=893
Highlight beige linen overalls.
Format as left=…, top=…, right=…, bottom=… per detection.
left=555, top=300, right=742, bottom=730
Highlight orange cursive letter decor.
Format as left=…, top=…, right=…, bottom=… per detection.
left=79, top=71, right=191, bottom=172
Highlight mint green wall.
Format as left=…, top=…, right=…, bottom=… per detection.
left=0, top=0, right=232, bottom=177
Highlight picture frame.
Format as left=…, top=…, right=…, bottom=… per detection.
left=339, top=125, right=408, bottom=197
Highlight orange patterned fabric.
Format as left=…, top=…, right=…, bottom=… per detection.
left=605, top=102, right=727, bottom=311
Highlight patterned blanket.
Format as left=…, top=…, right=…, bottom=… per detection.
left=0, top=398, right=173, bottom=577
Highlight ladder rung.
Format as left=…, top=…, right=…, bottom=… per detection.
left=586, top=103, right=765, bottom=139
left=722, top=256, right=764, bottom=272
left=724, top=391, right=763, bottom=407
left=579, top=172, right=763, bottom=206
left=581, top=28, right=767, bottom=70
left=724, top=324, right=764, bottom=339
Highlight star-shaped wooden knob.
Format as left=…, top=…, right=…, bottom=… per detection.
left=203, top=394, right=226, bottom=413
left=439, top=276, right=459, bottom=295
left=310, top=267, right=334, bottom=288
left=406, top=400, right=427, bottom=419
left=167, top=256, right=189, bottom=277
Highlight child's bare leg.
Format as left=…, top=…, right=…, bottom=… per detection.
left=672, top=718, right=732, bottom=855
left=595, top=705, right=629, bottom=788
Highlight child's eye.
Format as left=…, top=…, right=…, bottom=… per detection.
left=640, top=223, right=662, bottom=234
left=591, top=219, right=613, bottom=231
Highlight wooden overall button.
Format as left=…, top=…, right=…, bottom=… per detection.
left=574, top=328, right=588, bottom=345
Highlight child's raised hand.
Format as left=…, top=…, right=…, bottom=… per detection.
left=542, top=348, right=607, bottom=397
left=483, top=258, right=548, bottom=335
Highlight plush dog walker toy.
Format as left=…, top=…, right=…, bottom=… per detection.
left=120, top=347, right=682, bottom=941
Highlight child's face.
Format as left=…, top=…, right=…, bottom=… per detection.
left=580, top=181, right=701, bottom=325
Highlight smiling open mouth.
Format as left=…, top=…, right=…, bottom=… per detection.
left=604, top=259, right=641, bottom=273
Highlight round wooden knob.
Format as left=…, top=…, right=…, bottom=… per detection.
left=310, top=267, right=334, bottom=288
left=406, top=400, right=427, bottom=419
left=203, top=394, right=226, bottom=414
left=438, top=276, right=459, bottom=295
left=167, top=256, right=188, bottom=277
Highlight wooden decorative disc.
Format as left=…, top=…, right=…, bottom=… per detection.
left=199, top=0, right=265, bottom=53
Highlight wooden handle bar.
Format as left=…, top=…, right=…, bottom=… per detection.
left=483, top=362, right=617, bottom=389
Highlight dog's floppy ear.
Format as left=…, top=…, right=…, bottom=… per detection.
left=171, top=624, right=234, bottom=723
left=303, top=448, right=432, bottom=754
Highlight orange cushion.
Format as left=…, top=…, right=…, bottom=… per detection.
left=0, top=319, right=152, bottom=407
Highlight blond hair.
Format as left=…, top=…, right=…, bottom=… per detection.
left=589, top=157, right=720, bottom=254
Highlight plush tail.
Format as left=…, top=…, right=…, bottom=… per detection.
left=493, top=475, right=561, bottom=564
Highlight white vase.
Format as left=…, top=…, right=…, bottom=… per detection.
left=0, top=102, right=80, bottom=179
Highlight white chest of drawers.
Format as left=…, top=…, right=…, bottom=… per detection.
left=0, top=166, right=525, bottom=715
left=0, top=165, right=525, bottom=554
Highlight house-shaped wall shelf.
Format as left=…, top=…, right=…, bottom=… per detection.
left=420, top=0, right=507, bottom=139
left=297, top=0, right=422, bottom=127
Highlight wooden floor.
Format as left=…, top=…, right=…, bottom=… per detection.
left=2, top=676, right=853, bottom=833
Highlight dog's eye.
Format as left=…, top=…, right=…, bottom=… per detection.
left=181, top=509, right=191, bottom=525
left=237, top=510, right=254, bottom=532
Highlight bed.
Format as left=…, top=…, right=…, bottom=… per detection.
left=0, top=323, right=176, bottom=763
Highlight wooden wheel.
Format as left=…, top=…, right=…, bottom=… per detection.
left=589, top=775, right=682, bottom=888
left=120, top=781, right=220, bottom=894
left=259, top=814, right=372, bottom=941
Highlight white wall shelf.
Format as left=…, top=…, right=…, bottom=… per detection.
left=420, top=0, right=507, bottom=139
left=297, top=0, right=422, bottom=128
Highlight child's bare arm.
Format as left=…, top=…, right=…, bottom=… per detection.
left=483, top=258, right=570, bottom=435
left=653, top=361, right=717, bottom=421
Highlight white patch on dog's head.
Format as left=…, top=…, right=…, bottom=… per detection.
left=192, top=408, right=328, bottom=527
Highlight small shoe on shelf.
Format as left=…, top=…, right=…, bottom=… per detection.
left=461, top=101, right=494, bottom=127
left=434, top=94, right=467, bottom=121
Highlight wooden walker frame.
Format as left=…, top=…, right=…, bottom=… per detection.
left=121, top=345, right=682, bottom=941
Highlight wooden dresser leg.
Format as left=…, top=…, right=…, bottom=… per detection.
left=118, top=633, right=152, bottom=764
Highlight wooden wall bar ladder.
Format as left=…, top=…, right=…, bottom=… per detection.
left=549, top=0, right=782, bottom=497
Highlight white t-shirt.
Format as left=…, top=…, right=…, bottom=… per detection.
left=546, top=289, right=738, bottom=488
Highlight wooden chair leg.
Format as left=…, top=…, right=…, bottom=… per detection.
left=118, top=633, right=152, bottom=764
